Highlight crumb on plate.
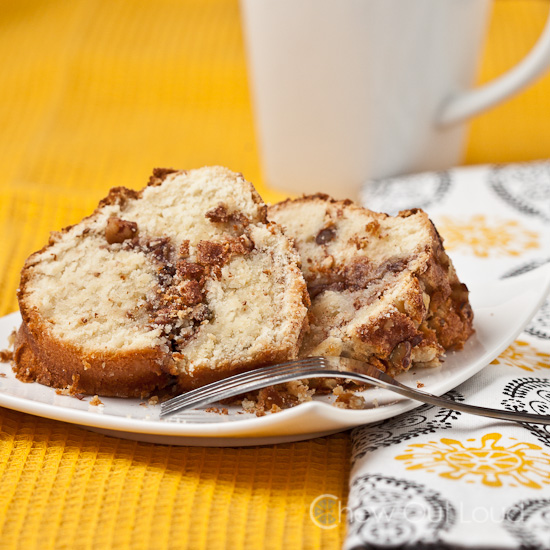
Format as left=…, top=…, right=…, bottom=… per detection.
left=90, top=395, right=103, bottom=406
left=0, top=349, right=13, bottom=362
left=205, top=406, right=229, bottom=415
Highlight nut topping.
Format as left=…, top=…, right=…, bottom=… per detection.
left=105, top=218, right=138, bottom=244
left=315, top=227, right=336, bottom=245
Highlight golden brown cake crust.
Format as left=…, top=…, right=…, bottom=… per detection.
left=14, top=310, right=170, bottom=398
left=171, top=344, right=307, bottom=391
left=13, top=171, right=174, bottom=397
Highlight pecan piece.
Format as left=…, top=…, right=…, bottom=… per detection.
left=389, top=341, right=412, bottom=370
left=196, top=240, right=228, bottom=267
left=176, top=261, right=205, bottom=280
left=315, top=227, right=336, bottom=245
left=105, top=218, right=138, bottom=244
left=205, top=203, right=230, bottom=223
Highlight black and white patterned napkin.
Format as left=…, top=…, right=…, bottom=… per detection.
left=346, top=162, right=550, bottom=550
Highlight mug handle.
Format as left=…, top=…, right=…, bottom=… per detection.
left=437, top=9, right=550, bottom=127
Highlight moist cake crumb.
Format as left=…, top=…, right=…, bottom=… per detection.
left=90, top=395, right=103, bottom=406
left=0, top=349, right=13, bottom=362
left=205, top=406, right=229, bottom=415
left=237, top=194, right=474, bottom=414
left=13, top=167, right=309, bottom=398
left=269, top=195, right=474, bottom=377
left=11, top=172, right=472, bottom=414
left=333, top=385, right=367, bottom=409
left=55, top=388, right=86, bottom=400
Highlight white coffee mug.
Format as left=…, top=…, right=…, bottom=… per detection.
left=240, top=0, right=550, bottom=199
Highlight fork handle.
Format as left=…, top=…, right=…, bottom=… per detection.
left=317, top=370, right=550, bottom=425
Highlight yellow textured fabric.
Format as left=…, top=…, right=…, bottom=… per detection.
left=466, top=0, right=550, bottom=164
left=0, top=1, right=548, bottom=548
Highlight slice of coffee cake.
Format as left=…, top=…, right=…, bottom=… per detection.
left=14, top=167, right=309, bottom=397
left=269, top=194, right=473, bottom=377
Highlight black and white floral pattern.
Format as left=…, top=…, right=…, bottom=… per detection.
left=348, top=163, right=550, bottom=550
left=502, top=260, right=550, bottom=340
left=351, top=391, right=464, bottom=466
left=361, top=172, right=451, bottom=215
left=347, top=475, right=455, bottom=549
left=502, top=378, right=550, bottom=447
left=489, top=163, right=550, bottom=223
left=504, top=499, right=550, bottom=550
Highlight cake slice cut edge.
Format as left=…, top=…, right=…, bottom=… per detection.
left=14, top=167, right=310, bottom=397
left=268, top=193, right=474, bottom=378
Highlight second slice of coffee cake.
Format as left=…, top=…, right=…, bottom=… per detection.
left=269, top=194, right=474, bottom=377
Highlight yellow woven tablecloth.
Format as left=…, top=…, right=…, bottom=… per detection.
left=0, top=1, right=549, bottom=548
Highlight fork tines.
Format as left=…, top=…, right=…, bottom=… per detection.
left=160, top=356, right=325, bottom=417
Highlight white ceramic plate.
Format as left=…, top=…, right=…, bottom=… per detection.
left=1, top=265, right=549, bottom=447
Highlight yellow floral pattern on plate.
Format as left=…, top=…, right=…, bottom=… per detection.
left=437, top=215, right=539, bottom=257
left=395, top=433, right=550, bottom=489
left=491, top=340, right=550, bottom=371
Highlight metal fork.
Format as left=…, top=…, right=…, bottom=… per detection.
left=160, top=356, right=550, bottom=424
